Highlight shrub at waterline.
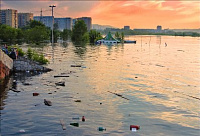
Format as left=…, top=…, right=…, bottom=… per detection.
left=7, top=46, right=25, bottom=57
left=27, top=48, right=49, bottom=64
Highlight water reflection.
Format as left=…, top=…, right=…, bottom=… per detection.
left=0, top=36, right=199, bottom=136
left=73, top=44, right=87, bottom=58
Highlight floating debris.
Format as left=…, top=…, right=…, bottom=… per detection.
left=71, top=65, right=82, bottom=67
left=60, top=119, right=66, bottom=130
left=82, top=116, right=85, bottom=122
left=19, top=129, right=25, bottom=133
left=155, top=64, right=165, bottom=67
left=107, top=91, right=129, bottom=100
left=74, top=100, right=81, bottom=102
left=70, top=122, right=79, bottom=127
left=33, top=93, right=39, bottom=96
left=54, top=75, right=70, bottom=78
left=55, top=81, right=65, bottom=86
left=72, top=116, right=80, bottom=120
left=98, top=127, right=106, bottom=131
left=44, top=99, right=52, bottom=106
left=11, top=89, right=20, bottom=93
left=177, top=50, right=185, bottom=52
left=23, top=82, right=31, bottom=86
left=130, top=125, right=140, bottom=131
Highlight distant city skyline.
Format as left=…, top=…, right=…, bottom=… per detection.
left=1, top=0, right=200, bottom=29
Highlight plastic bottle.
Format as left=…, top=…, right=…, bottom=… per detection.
left=82, top=116, right=85, bottom=122
left=98, top=127, right=106, bottom=131
left=130, top=125, right=140, bottom=130
left=70, top=122, right=79, bottom=127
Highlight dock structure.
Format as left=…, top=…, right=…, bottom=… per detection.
left=0, top=50, right=13, bottom=80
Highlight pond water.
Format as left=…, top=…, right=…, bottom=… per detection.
left=0, top=35, right=200, bottom=136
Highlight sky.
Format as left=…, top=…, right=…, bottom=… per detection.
left=1, top=0, right=200, bottom=29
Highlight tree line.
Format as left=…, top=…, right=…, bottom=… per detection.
left=0, top=20, right=104, bottom=45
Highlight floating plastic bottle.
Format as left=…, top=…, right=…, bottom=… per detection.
left=98, top=127, right=106, bottom=131
left=33, top=93, right=39, bottom=96
left=130, top=125, right=140, bottom=131
left=70, top=122, right=79, bottom=127
left=82, top=116, right=85, bottom=122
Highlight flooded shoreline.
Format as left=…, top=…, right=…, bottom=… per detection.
left=0, top=35, right=199, bottom=136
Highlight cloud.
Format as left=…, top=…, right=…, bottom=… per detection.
left=1, top=0, right=200, bottom=29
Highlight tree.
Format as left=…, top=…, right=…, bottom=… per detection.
left=71, top=20, right=88, bottom=44
left=27, top=26, right=50, bottom=45
left=89, top=30, right=103, bottom=44
left=60, top=29, right=71, bottom=41
left=0, top=24, right=17, bottom=44
left=16, top=29, right=24, bottom=44
left=29, top=20, right=45, bottom=28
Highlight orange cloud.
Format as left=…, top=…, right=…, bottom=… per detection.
left=87, top=0, right=200, bottom=29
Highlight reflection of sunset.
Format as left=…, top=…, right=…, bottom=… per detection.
left=151, top=111, right=199, bottom=129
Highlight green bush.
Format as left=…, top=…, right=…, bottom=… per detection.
left=26, top=48, right=49, bottom=64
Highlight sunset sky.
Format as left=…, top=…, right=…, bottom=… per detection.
left=1, top=0, right=200, bottom=29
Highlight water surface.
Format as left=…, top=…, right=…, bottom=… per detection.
left=0, top=35, right=200, bottom=136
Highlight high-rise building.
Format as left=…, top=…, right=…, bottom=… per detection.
left=0, top=9, right=18, bottom=28
left=72, top=18, right=77, bottom=27
left=54, top=18, right=72, bottom=31
left=18, top=13, right=33, bottom=28
left=124, top=26, right=130, bottom=30
left=77, top=17, right=92, bottom=31
left=34, top=16, right=53, bottom=29
left=157, top=25, right=162, bottom=31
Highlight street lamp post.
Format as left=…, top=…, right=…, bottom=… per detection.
left=49, top=5, right=56, bottom=46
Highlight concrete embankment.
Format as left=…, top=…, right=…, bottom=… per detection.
left=0, top=50, right=13, bottom=81
left=1, top=49, right=51, bottom=81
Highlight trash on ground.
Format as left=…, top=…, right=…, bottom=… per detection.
left=60, top=119, right=66, bottom=130
left=70, top=122, right=79, bottom=127
left=55, top=81, right=65, bottom=86
left=98, top=127, right=106, bottom=131
left=74, top=100, right=81, bottom=102
left=71, top=65, right=82, bottom=67
left=44, top=99, right=52, bottom=106
left=82, top=116, right=85, bottom=122
left=130, top=125, right=140, bottom=131
left=33, top=93, right=39, bottom=96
